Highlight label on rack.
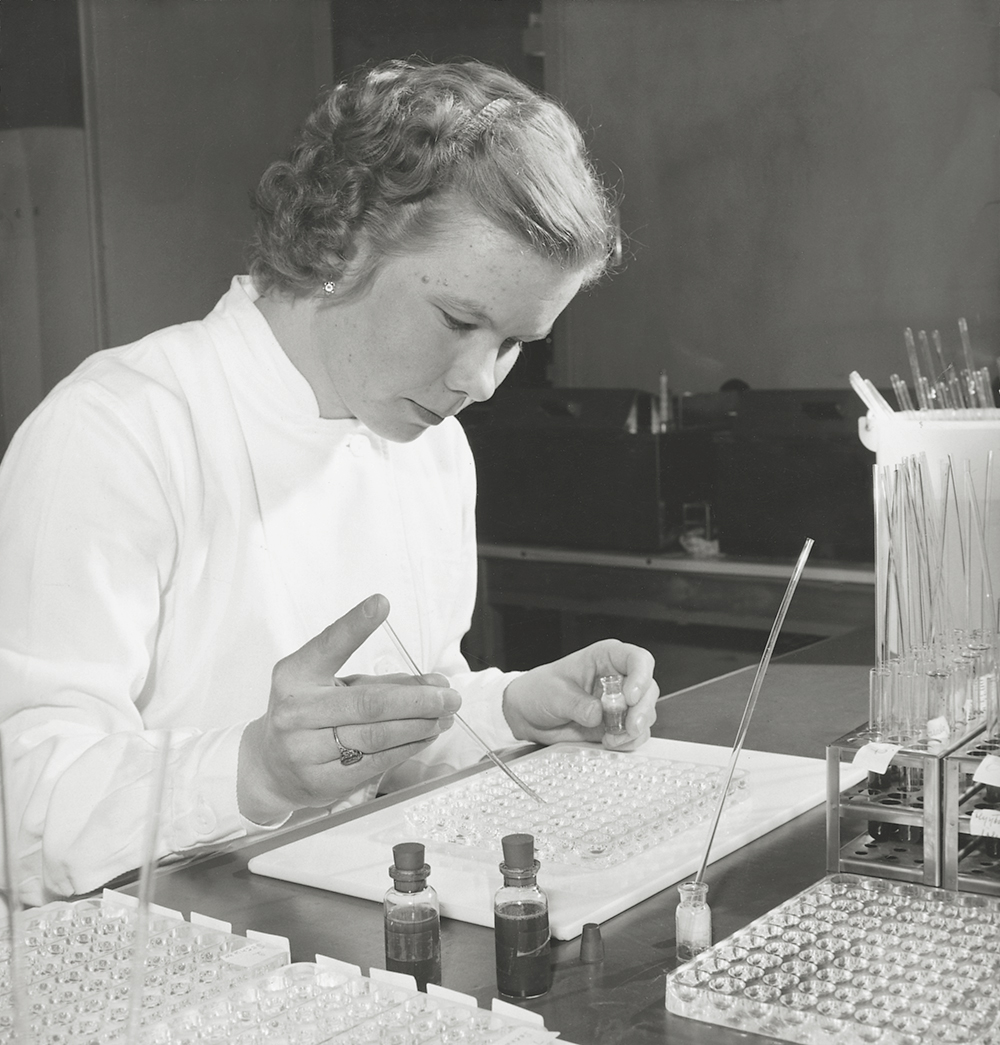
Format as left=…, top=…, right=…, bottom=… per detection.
left=852, top=742, right=900, bottom=775
left=492, top=1030, right=559, bottom=1045
left=970, top=808, right=1000, bottom=838
left=973, top=755, right=1000, bottom=787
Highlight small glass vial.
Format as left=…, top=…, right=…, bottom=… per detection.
left=675, top=881, right=711, bottom=962
left=384, top=842, right=441, bottom=990
left=600, top=674, right=628, bottom=735
left=494, top=833, right=552, bottom=999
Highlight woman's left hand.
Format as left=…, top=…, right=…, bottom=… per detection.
left=501, top=640, right=659, bottom=751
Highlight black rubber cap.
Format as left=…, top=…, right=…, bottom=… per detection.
left=580, top=922, right=604, bottom=963
left=501, top=833, right=534, bottom=870
left=392, top=842, right=425, bottom=871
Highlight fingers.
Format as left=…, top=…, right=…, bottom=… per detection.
left=242, top=602, right=463, bottom=822
left=269, top=679, right=461, bottom=733
left=577, top=640, right=658, bottom=746
left=275, top=593, right=390, bottom=686
left=339, top=671, right=450, bottom=688
left=501, top=639, right=659, bottom=752
left=284, top=710, right=456, bottom=806
left=240, top=679, right=458, bottom=822
left=604, top=673, right=659, bottom=751
left=595, top=641, right=657, bottom=707
left=327, top=712, right=455, bottom=762
left=239, top=716, right=441, bottom=824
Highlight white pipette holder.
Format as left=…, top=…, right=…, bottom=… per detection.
left=858, top=408, right=1000, bottom=657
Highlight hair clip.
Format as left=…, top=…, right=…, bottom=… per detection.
left=452, top=97, right=514, bottom=155
left=474, top=97, right=512, bottom=129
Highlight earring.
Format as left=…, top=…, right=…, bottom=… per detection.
left=323, top=280, right=336, bottom=294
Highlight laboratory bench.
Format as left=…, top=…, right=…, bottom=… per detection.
left=126, top=620, right=874, bottom=1045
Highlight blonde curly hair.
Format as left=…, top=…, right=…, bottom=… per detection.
left=247, top=59, right=618, bottom=300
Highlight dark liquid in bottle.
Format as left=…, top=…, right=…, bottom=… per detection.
left=494, top=900, right=552, bottom=998
left=385, top=904, right=441, bottom=990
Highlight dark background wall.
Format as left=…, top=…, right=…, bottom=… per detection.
left=546, top=0, right=1000, bottom=396
left=332, top=0, right=542, bottom=89
left=0, top=0, right=331, bottom=446
left=3, top=1, right=998, bottom=407
left=0, top=0, right=84, bottom=130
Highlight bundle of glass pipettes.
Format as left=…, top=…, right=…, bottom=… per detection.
left=851, top=319, right=1000, bottom=749
left=890, top=319, right=996, bottom=415
left=869, top=448, right=999, bottom=748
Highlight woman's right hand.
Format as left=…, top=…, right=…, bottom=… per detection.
left=237, top=593, right=460, bottom=824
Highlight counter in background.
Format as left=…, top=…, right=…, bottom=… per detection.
left=467, top=542, right=874, bottom=673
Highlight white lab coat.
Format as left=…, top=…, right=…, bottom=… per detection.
left=0, top=276, right=518, bottom=905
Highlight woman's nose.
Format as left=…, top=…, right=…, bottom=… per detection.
left=448, top=345, right=501, bottom=403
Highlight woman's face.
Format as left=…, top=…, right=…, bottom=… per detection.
left=302, top=210, right=587, bottom=442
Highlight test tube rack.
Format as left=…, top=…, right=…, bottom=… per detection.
left=942, top=730, right=1000, bottom=894
left=665, top=871, right=1000, bottom=1045
left=0, top=895, right=288, bottom=1043
left=0, top=895, right=557, bottom=1044
left=827, top=721, right=1000, bottom=896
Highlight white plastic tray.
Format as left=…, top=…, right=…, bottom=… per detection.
left=250, top=739, right=863, bottom=940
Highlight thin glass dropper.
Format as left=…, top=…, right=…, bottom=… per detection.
left=380, top=620, right=546, bottom=804
left=693, top=537, right=814, bottom=885
left=125, top=732, right=172, bottom=1043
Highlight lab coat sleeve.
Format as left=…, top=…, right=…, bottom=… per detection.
left=0, top=378, right=256, bottom=905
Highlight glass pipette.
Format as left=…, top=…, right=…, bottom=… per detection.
left=693, top=537, right=814, bottom=885
left=125, top=732, right=173, bottom=1044
left=0, top=738, right=28, bottom=1041
left=380, top=620, right=546, bottom=804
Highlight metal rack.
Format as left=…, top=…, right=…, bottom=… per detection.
left=943, top=730, right=1000, bottom=894
left=826, top=723, right=962, bottom=887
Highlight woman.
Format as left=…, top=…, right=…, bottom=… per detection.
left=0, top=60, right=659, bottom=905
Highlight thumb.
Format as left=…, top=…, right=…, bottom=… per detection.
left=567, top=690, right=604, bottom=729
left=299, top=593, right=389, bottom=680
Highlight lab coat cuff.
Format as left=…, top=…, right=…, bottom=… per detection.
left=166, top=722, right=261, bottom=849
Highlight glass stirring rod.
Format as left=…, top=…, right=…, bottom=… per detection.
left=693, top=537, right=814, bottom=886
left=380, top=620, right=546, bottom=804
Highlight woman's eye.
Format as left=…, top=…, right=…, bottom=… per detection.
left=441, top=310, right=520, bottom=353
left=442, top=312, right=475, bottom=333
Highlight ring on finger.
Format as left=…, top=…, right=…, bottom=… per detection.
left=331, top=726, right=364, bottom=766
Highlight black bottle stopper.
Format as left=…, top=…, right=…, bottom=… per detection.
left=501, top=833, right=534, bottom=870
left=389, top=842, right=430, bottom=891
left=580, top=922, right=604, bottom=963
